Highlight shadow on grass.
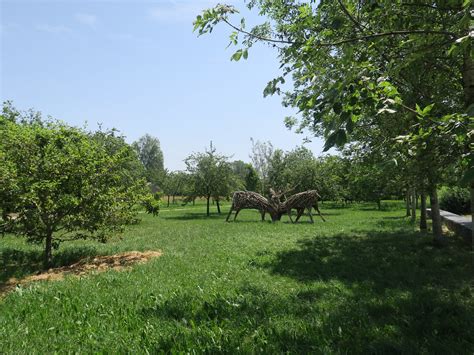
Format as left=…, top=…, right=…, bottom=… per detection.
left=161, top=213, right=227, bottom=221
left=140, top=280, right=473, bottom=353
left=261, top=231, right=472, bottom=288
left=139, top=230, right=473, bottom=353
left=0, top=246, right=98, bottom=283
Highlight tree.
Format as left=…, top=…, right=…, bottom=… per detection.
left=230, top=160, right=260, bottom=191
left=194, top=1, right=471, bottom=243
left=249, top=138, right=274, bottom=194
left=132, top=134, right=165, bottom=190
left=244, top=164, right=259, bottom=192
left=162, top=171, right=189, bottom=207
left=185, top=143, right=235, bottom=216
left=315, top=155, right=351, bottom=203
left=0, top=111, right=148, bottom=268
left=343, top=144, right=401, bottom=209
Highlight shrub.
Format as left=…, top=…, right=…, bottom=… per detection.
left=438, top=186, right=471, bottom=215
left=143, top=194, right=161, bottom=216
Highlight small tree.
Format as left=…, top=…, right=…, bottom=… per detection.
left=249, top=138, right=274, bottom=194
left=0, top=113, right=148, bottom=268
left=244, top=164, right=259, bottom=192
left=185, top=143, right=234, bottom=216
left=230, top=160, right=260, bottom=192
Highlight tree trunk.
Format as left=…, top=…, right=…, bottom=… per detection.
left=411, top=188, right=416, bottom=223
left=471, top=183, right=474, bottom=249
left=206, top=195, right=210, bottom=216
left=44, top=232, right=53, bottom=269
left=216, top=199, right=221, bottom=214
left=377, top=199, right=381, bottom=210
left=429, top=187, right=444, bottom=244
left=172, top=195, right=175, bottom=204
left=415, top=192, right=419, bottom=209
left=462, top=39, right=474, bottom=110
left=167, top=195, right=170, bottom=207
left=405, top=189, right=411, bottom=217
left=420, top=191, right=427, bottom=231
left=462, top=45, right=474, bottom=248
left=193, top=198, right=195, bottom=206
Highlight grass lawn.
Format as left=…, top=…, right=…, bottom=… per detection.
left=1, top=201, right=473, bottom=353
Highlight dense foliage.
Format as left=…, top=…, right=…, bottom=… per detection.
left=0, top=105, right=148, bottom=267
left=439, top=186, right=471, bottom=215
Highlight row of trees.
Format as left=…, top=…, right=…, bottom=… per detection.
left=194, top=0, right=472, bottom=243
left=156, top=139, right=408, bottom=216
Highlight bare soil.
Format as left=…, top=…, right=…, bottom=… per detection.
left=0, top=250, right=162, bottom=297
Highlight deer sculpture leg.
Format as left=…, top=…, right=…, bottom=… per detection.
left=287, top=208, right=294, bottom=223
left=294, top=208, right=305, bottom=223
left=233, top=209, right=241, bottom=221
left=307, top=207, right=314, bottom=223
left=260, top=210, right=266, bottom=221
left=314, top=203, right=326, bottom=222
left=225, top=205, right=234, bottom=222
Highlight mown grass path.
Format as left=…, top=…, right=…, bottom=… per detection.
left=1, top=202, right=473, bottom=353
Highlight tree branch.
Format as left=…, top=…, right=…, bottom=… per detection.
left=326, top=30, right=456, bottom=47
left=222, top=18, right=294, bottom=45
left=222, top=17, right=456, bottom=48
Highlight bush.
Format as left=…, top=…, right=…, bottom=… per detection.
left=143, top=194, right=160, bottom=216
left=439, top=186, right=471, bottom=215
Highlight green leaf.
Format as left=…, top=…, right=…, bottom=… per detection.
left=422, top=103, right=434, bottom=115
left=323, top=129, right=346, bottom=151
left=231, top=50, right=243, bottom=61
left=333, top=102, right=342, bottom=114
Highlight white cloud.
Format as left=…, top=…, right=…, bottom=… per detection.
left=148, top=1, right=217, bottom=23
left=75, top=13, right=97, bottom=27
left=36, top=24, right=71, bottom=34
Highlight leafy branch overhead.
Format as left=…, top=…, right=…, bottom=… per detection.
left=193, top=1, right=470, bottom=143
left=194, top=0, right=473, bottom=242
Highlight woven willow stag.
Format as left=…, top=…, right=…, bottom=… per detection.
left=226, top=191, right=278, bottom=222
left=270, top=188, right=326, bottom=223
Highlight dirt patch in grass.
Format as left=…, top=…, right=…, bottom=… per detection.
left=0, top=250, right=162, bottom=297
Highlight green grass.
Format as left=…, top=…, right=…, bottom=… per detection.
left=1, top=201, right=473, bottom=353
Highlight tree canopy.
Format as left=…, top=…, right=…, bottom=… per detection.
left=0, top=106, right=148, bottom=267
left=132, top=134, right=165, bottom=190
left=185, top=143, right=236, bottom=216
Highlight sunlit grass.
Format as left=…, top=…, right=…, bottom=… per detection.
left=1, top=201, right=473, bottom=353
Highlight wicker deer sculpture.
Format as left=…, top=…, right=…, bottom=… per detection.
left=270, top=188, right=326, bottom=223
left=226, top=191, right=278, bottom=222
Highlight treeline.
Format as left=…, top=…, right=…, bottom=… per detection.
left=150, top=141, right=406, bottom=215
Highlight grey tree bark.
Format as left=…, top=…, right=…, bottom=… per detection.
left=44, top=232, right=53, bottom=269
left=462, top=46, right=474, bottom=248
left=429, top=187, right=444, bottom=243
left=420, top=191, right=427, bottom=231
left=405, top=189, right=411, bottom=217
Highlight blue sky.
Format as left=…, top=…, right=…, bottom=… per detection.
left=1, top=0, right=325, bottom=171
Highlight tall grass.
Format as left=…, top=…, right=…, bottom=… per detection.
left=1, top=201, right=473, bottom=353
